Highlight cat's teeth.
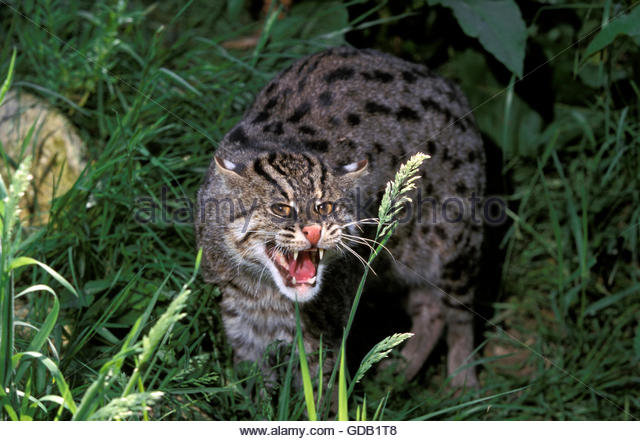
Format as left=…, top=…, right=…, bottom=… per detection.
left=293, top=250, right=298, bottom=261
left=318, top=249, right=324, bottom=260
left=292, top=277, right=297, bottom=284
left=307, top=276, right=316, bottom=284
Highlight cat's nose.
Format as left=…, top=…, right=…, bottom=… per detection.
left=302, top=224, right=322, bottom=247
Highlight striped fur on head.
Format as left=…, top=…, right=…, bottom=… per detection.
left=198, top=149, right=367, bottom=302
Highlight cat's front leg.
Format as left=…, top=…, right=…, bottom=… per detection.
left=445, top=306, right=478, bottom=388
left=400, top=287, right=446, bottom=380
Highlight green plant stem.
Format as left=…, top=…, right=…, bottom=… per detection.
left=0, top=48, right=17, bottom=394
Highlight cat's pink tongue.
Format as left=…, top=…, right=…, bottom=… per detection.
left=288, top=252, right=316, bottom=282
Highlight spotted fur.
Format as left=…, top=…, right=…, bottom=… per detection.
left=195, top=47, right=485, bottom=387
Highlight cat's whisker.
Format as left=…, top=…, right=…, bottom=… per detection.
left=339, top=235, right=377, bottom=255
left=341, top=233, right=396, bottom=261
left=234, top=243, right=260, bottom=277
left=337, top=242, right=377, bottom=276
left=345, top=217, right=380, bottom=224
left=341, top=233, right=386, bottom=246
left=340, top=221, right=378, bottom=229
left=337, top=241, right=377, bottom=276
left=340, top=217, right=387, bottom=228
left=340, top=236, right=396, bottom=262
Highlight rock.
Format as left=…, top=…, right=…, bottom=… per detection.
left=0, top=90, right=87, bottom=224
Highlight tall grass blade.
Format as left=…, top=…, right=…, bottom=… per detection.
left=413, top=386, right=530, bottom=420
left=9, top=257, right=77, bottom=297
left=11, top=352, right=76, bottom=416
left=294, top=301, right=317, bottom=420
left=74, top=251, right=202, bottom=420
left=0, top=49, right=16, bottom=104
left=337, top=338, right=348, bottom=421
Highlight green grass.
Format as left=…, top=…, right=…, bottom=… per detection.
left=1, top=0, right=639, bottom=420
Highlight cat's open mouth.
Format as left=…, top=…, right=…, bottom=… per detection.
left=265, top=245, right=323, bottom=288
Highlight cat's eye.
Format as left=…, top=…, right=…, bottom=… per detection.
left=271, top=203, right=294, bottom=218
left=315, top=202, right=334, bottom=216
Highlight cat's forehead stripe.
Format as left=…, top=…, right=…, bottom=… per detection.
left=264, top=154, right=301, bottom=200
left=259, top=152, right=324, bottom=201
left=252, top=157, right=289, bottom=200
left=301, top=153, right=323, bottom=199
left=266, top=153, right=292, bottom=182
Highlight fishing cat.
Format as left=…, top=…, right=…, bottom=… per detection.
left=195, top=47, right=485, bottom=388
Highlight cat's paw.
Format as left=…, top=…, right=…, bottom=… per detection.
left=447, top=369, right=480, bottom=397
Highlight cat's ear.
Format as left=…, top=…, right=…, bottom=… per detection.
left=214, top=155, right=245, bottom=179
left=338, top=159, right=368, bottom=178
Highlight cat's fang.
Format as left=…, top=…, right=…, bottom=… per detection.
left=293, top=250, right=298, bottom=260
left=318, top=249, right=324, bottom=260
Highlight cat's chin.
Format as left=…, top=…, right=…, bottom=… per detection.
left=267, top=265, right=325, bottom=303
left=269, top=262, right=326, bottom=303
left=279, top=280, right=323, bottom=303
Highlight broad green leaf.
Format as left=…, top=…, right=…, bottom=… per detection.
left=583, top=5, right=640, bottom=60
left=427, top=0, right=526, bottom=77
left=440, top=49, right=545, bottom=157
